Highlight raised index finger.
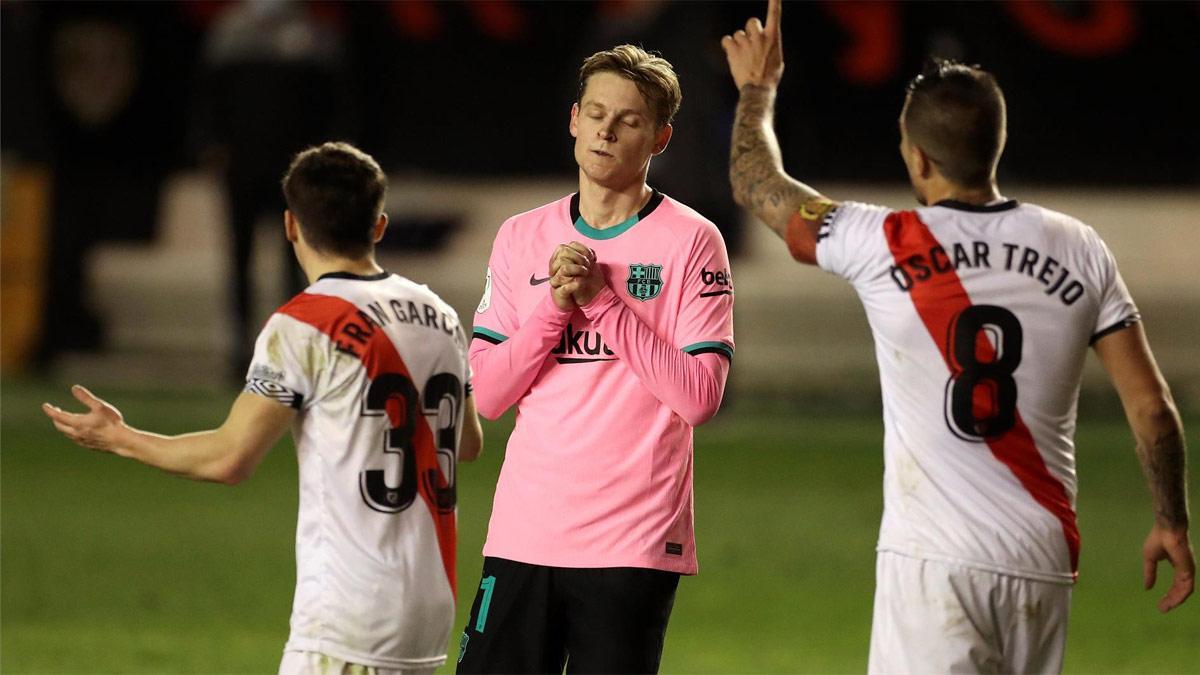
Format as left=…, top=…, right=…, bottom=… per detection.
left=767, top=0, right=782, bottom=33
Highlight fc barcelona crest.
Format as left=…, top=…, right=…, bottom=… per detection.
left=626, top=263, right=664, bottom=301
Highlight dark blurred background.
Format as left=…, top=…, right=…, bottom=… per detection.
left=1, top=0, right=1198, bottom=391
left=6, top=1, right=1197, bottom=181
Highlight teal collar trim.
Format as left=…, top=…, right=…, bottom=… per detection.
left=573, top=213, right=639, bottom=240
left=569, top=190, right=664, bottom=241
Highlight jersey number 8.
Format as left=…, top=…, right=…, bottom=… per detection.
left=944, top=305, right=1022, bottom=441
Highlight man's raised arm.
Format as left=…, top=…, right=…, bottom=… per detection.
left=722, top=0, right=837, bottom=265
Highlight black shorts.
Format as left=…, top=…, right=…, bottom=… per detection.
left=456, top=557, right=681, bottom=674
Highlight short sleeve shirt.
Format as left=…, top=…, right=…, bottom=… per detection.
left=816, top=199, right=1138, bottom=582
left=245, top=272, right=470, bottom=668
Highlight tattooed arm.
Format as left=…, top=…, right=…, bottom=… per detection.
left=1094, top=322, right=1194, bottom=613
left=721, top=0, right=835, bottom=265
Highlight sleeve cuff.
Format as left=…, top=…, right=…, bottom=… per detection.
left=535, top=291, right=576, bottom=323
left=579, top=285, right=622, bottom=321
left=1089, top=314, right=1141, bottom=345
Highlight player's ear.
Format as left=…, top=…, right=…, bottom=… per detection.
left=372, top=212, right=389, bottom=243
left=284, top=210, right=300, bottom=243
left=911, top=143, right=934, bottom=180
left=569, top=102, right=580, bottom=138
left=652, top=123, right=673, bottom=156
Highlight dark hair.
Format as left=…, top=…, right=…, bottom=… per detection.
left=578, top=45, right=681, bottom=128
left=902, top=59, right=1006, bottom=187
left=281, top=142, right=387, bottom=258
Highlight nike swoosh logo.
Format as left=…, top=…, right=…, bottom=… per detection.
left=529, top=274, right=551, bottom=286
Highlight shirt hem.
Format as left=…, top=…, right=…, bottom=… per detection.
left=482, top=545, right=697, bottom=575
left=1089, top=314, right=1140, bottom=345
left=283, top=640, right=447, bottom=669
left=877, top=545, right=1075, bottom=585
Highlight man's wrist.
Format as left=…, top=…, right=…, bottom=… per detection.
left=579, top=285, right=619, bottom=319
left=1155, top=517, right=1191, bottom=531
left=739, top=82, right=778, bottom=101
left=542, top=291, right=576, bottom=318
left=109, top=423, right=139, bottom=459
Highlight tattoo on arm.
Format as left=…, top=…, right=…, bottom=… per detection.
left=729, top=85, right=823, bottom=240
left=1138, top=427, right=1190, bottom=528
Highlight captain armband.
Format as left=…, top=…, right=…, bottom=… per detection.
left=786, top=196, right=839, bottom=261
left=245, top=377, right=305, bottom=409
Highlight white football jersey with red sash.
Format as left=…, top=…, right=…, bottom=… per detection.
left=244, top=271, right=470, bottom=669
left=815, top=199, right=1138, bottom=583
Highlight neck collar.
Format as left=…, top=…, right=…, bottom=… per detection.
left=569, top=189, right=664, bottom=240
left=316, top=270, right=391, bottom=282
left=933, top=198, right=1018, bottom=213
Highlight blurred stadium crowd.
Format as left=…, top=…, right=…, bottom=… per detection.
left=1, top=0, right=1197, bottom=404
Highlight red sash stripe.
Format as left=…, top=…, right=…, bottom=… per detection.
left=883, top=211, right=1080, bottom=574
left=279, top=292, right=458, bottom=594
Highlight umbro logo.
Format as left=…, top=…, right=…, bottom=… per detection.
left=529, top=274, right=551, bottom=286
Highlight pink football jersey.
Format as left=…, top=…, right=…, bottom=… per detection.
left=815, top=199, right=1138, bottom=583
left=472, top=191, right=735, bottom=574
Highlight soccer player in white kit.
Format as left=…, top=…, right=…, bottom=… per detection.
left=721, top=1, right=1193, bottom=672
left=43, top=142, right=484, bottom=675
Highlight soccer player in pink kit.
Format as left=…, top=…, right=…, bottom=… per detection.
left=458, top=46, right=735, bottom=673
left=722, top=1, right=1192, bottom=672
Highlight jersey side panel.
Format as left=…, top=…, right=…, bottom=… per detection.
left=472, top=215, right=523, bottom=342
left=673, top=213, right=735, bottom=357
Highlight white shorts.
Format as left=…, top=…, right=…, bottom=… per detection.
left=869, top=551, right=1071, bottom=674
left=279, top=650, right=437, bottom=675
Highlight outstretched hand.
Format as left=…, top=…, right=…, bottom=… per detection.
left=42, top=385, right=126, bottom=454
left=721, top=0, right=784, bottom=91
left=1143, top=524, right=1195, bottom=612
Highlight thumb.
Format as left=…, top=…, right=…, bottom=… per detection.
left=1144, top=555, right=1158, bottom=591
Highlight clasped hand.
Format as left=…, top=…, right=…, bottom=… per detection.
left=548, top=242, right=604, bottom=310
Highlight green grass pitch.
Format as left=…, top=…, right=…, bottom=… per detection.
left=3, top=377, right=1197, bottom=672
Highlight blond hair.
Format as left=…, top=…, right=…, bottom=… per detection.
left=578, top=45, right=681, bottom=128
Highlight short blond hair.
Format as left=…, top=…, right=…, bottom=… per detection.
left=578, top=45, right=681, bottom=128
